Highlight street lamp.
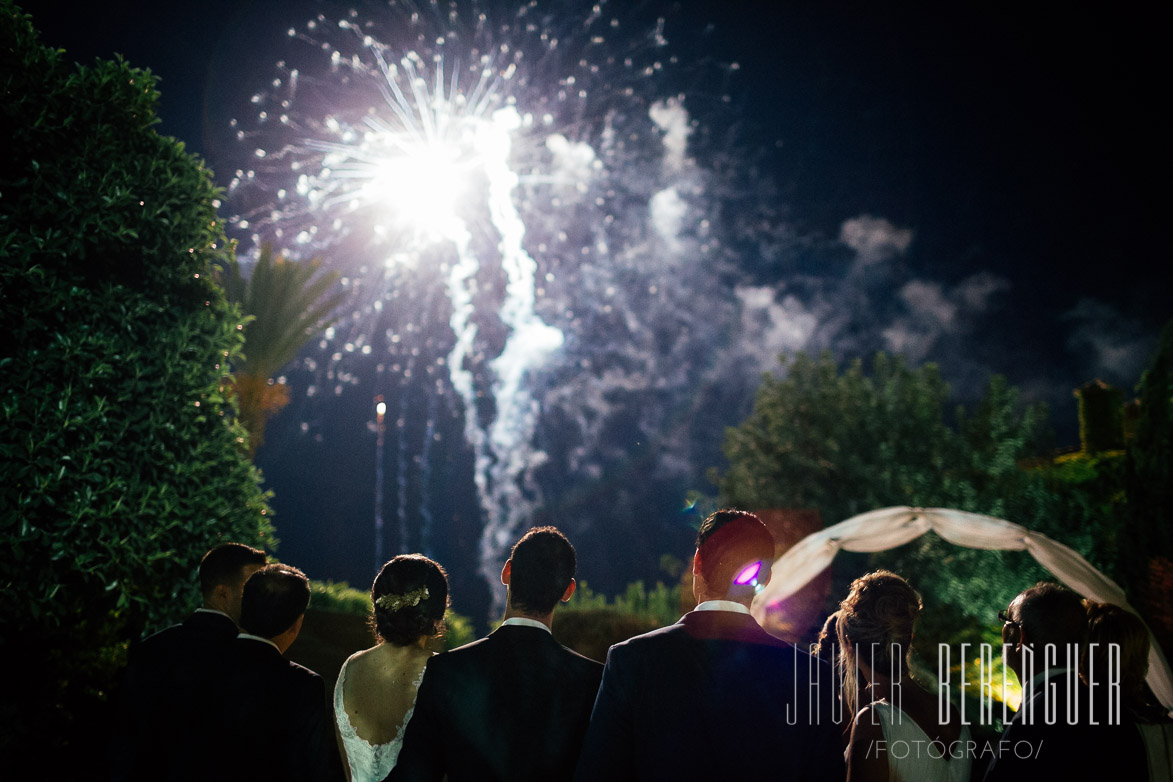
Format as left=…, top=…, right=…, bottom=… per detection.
left=374, top=395, right=387, bottom=574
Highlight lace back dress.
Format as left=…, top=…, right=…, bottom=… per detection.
left=873, top=701, right=972, bottom=782
left=333, top=652, right=426, bottom=782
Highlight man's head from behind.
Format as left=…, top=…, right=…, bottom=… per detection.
left=199, top=543, right=268, bottom=624
left=693, top=509, right=775, bottom=604
left=504, top=526, right=577, bottom=617
left=239, top=564, right=310, bottom=651
left=1002, top=581, right=1087, bottom=679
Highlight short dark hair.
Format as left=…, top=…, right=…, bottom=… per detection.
left=1015, top=582, right=1087, bottom=649
left=239, top=564, right=310, bottom=639
left=199, top=543, right=267, bottom=599
left=371, top=554, right=450, bottom=646
left=508, top=526, right=576, bottom=615
left=695, top=509, right=775, bottom=597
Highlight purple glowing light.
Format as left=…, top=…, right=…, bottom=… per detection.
left=734, top=561, right=762, bottom=585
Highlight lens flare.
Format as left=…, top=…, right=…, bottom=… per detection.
left=734, top=561, right=762, bottom=585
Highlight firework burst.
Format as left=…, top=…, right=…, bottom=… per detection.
left=227, top=0, right=750, bottom=611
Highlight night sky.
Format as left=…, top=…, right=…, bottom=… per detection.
left=31, top=0, right=1169, bottom=624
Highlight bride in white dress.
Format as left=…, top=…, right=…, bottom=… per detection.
left=334, top=555, right=449, bottom=782
left=839, top=570, right=971, bottom=782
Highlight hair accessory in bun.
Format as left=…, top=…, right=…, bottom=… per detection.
left=375, top=585, right=429, bottom=612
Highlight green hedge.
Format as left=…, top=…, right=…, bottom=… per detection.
left=310, top=579, right=375, bottom=616
left=0, top=2, right=273, bottom=756
left=562, top=579, right=685, bottom=629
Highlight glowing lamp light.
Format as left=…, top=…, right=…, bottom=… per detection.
left=376, top=401, right=387, bottom=416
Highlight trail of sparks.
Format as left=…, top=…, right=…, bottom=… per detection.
left=228, top=1, right=753, bottom=616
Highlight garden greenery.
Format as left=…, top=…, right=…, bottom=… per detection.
left=1, top=2, right=273, bottom=754
left=562, top=579, right=684, bottom=629
left=714, top=348, right=1173, bottom=728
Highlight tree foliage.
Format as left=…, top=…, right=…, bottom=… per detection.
left=1125, top=320, right=1173, bottom=559
left=217, top=243, right=344, bottom=454
left=218, top=243, right=343, bottom=380
left=0, top=2, right=273, bottom=755
left=711, top=351, right=1170, bottom=727
left=719, top=353, right=961, bottom=519
left=715, top=352, right=1124, bottom=627
left=1122, top=320, right=1173, bottom=649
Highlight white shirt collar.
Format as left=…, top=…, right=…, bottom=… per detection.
left=195, top=607, right=235, bottom=623
left=693, top=600, right=752, bottom=615
left=501, top=617, right=552, bottom=634
left=238, top=633, right=281, bottom=652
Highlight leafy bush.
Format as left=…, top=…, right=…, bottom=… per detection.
left=309, top=579, right=373, bottom=615
left=0, top=2, right=273, bottom=757
left=555, top=577, right=686, bottom=660
left=441, top=609, right=477, bottom=651
left=552, top=608, right=661, bottom=663
left=714, top=353, right=1115, bottom=621
left=563, top=579, right=684, bottom=629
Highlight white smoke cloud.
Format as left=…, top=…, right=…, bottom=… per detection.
left=882, top=272, right=1011, bottom=362
left=545, top=133, right=598, bottom=188
left=649, top=97, right=691, bottom=173
left=1064, top=299, right=1155, bottom=382
left=955, top=271, right=1011, bottom=312
left=900, top=280, right=957, bottom=325
left=880, top=320, right=925, bottom=361
left=650, top=186, right=688, bottom=253
left=736, top=285, right=817, bottom=371
left=840, top=215, right=914, bottom=266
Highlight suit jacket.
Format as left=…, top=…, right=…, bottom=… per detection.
left=574, top=609, right=846, bottom=782
left=984, top=669, right=1148, bottom=782
left=388, top=623, right=603, bottom=782
left=112, top=610, right=240, bottom=782
left=209, top=636, right=344, bottom=782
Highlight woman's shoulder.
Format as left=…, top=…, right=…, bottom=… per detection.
left=341, top=644, right=396, bottom=684
left=850, top=704, right=888, bottom=738
left=343, top=644, right=381, bottom=668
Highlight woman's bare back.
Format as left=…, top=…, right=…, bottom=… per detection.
left=341, top=643, right=432, bottom=746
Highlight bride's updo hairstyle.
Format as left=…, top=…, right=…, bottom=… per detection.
left=370, top=554, right=449, bottom=647
left=836, top=569, right=922, bottom=716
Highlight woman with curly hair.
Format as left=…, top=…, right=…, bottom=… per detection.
left=334, top=554, right=449, bottom=782
left=838, top=570, right=970, bottom=782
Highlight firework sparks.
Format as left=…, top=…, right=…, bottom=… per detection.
left=228, top=1, right=750, bottom=615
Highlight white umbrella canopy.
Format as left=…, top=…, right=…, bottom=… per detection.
left=751, top=505, right=1173, bottom=712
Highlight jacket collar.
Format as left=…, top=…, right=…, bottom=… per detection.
left=679, top=608, right=789, bottom=648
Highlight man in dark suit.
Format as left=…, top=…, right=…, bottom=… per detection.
left=112, top=542, right=267, bottom=781
left=574, top=509, right=845, bottom=782
left=984, top=582, right=1147, bottom=781
left=389, top=526, right=603, bottom=782
left=212, top=563, right=343, bottom=782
